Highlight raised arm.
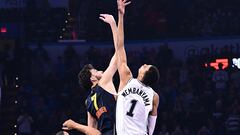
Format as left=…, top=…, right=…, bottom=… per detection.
left=98, top=14, right=118, bottom=95
left=117, top=0, right=132, bottom=91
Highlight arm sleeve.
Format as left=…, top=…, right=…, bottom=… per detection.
left=148, top=115, right=157, bottom=135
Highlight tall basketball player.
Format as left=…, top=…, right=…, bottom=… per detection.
left=114, top=0, right=160, bottom=135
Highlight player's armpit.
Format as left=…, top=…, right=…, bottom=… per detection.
left=118, top=63, right=132, bottom=91
left=98, top=54, right=118, bottom=95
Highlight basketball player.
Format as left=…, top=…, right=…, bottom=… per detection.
left=77, top=21, right=118, bottom=135
left=114, top=0, right=160, bottom=135
left=62, top=9, right=123, bottom=135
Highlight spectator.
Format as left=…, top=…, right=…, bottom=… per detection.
left=158, top=125, right=170, bottom=135
left=172, top=125, right=184, bottom=135
left=230, top=67, right=240, bottom=90
left=17, top=110, right=34, bottom=135
left=212, top=63, right=229, bottom=93
left=211, top=99, right=225, bottom=135
left=225, top=109, right=240, bottom=135
left=197, top=126, right=212, bottom=135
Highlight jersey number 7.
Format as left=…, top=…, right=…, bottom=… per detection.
left=91, top=93, right=99, bottom=110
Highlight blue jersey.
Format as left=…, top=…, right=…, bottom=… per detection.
left=86, top=85, right=116, bottom=134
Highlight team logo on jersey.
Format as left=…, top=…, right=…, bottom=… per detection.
left=96, top=106, right=107, bottom=119
left=122, top=87, right=150, bottom=106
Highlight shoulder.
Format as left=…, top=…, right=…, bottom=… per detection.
left=85, top=91, right=95, bottom=105
left=91, top=85, right=103, bottom=94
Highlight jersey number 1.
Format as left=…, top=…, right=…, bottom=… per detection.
left=126, top=100, right=138, bottom=117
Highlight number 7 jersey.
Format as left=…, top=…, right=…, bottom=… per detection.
left=116, top=78, right=154, bottom=135
left=86, top=85, right=116, bottom=134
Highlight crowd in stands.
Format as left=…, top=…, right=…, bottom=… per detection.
left=2, top=0, right=240, bottom=41
left=82, top=0, right=240, bottom=40
left=1, top=42, right=240, bottom=135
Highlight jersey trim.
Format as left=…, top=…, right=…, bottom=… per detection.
left=137, top=79, right=150, bottom=88
left=127, top=78, right=133, bottom=84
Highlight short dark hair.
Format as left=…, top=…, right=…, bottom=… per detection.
left=56, top=131, right=68, bottom=135
left=78, top=64, right=94, bottom=90
left=142, top=65, right=160, bottom=88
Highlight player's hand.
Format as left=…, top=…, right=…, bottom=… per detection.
left=99, top=14, right=116, bottom=25
left=117, top=0, right=131, bottom=15
left=62, top=119, right=77, bottom=130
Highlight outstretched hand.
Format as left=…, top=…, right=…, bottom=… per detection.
left=99, top=14, right=116, bottom=25
left=117, top=0, right=131, bottom=14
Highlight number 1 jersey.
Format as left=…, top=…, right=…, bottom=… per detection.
left=116, top=78, right=154, bottom=135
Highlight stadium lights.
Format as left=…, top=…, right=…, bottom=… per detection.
left=205, top=58, right=229, bottom=70
left=232, top=58, right=240, bottom=69
left=0, top=27, right=7, bottom=33
left=210, top=59, right=228, bottom=70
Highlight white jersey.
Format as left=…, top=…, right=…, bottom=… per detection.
left=116, top=78, right=155, bottom=135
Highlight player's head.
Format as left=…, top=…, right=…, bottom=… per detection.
left=138, top=64, right=160, bottom=87
left=78, top=64, right=103, bottom=90
left=56, top=131, right=69, bottom=135
left=218, top=63, right=223, bottom=70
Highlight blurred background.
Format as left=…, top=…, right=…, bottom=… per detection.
left=0, top=0, right=240, bottom=135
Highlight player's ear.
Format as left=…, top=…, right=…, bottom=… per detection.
left=90, top=76, right=97, bottom=82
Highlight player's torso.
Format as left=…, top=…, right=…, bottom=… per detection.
left=86, top=85, right=116, bottom=134
left=116, top=79, right=154, bottom=135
